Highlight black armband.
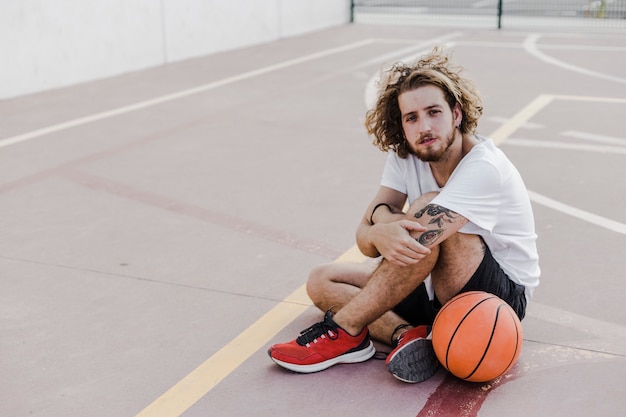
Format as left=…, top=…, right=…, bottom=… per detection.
left=369, top=203, right=392, bottom=225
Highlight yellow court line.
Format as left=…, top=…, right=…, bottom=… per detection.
left=134, top=246, right=367, bottom=417
left=490, top=94, right=626, bottom=146
left=492, top=94, right=626, bottom=146
left=135, top=286, right=311, bottom=417
left=490, top=94, right=554, bottom=145
left=133, top=94, right=554, bottom=417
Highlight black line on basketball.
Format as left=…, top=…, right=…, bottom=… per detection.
left=464, top=303, right=503, bottom=380
left=501, top=305, right=521, bottom=373
left=444, top=296, right=495, bottom=371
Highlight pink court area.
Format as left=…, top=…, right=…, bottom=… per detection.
left=1, top=23, right=625, bottom=417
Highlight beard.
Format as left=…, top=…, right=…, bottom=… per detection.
left=412, top=128, right=457, bottom=162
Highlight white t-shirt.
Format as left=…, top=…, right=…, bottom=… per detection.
left=381, top=136, right=540, bottom=301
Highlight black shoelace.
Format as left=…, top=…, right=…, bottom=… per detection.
left=296, top=317, right=338, bottom=346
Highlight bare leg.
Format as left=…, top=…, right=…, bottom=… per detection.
left=332, top=248, right=439, bottom=337
left=431, top=232, right=485, bottom=304
left=403, top=193, right=485, bottom=305
left=307, top=262, right=414, bottom=345
left=331, top=192, right=486, bottom=337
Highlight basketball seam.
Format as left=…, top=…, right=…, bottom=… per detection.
left=463, top=303, right=502, bottom=380
left=435, top=291, right=485, bottom=327
left=444, top=296, right=496, bottom=371
left=501, top=306, right=522, bottom=374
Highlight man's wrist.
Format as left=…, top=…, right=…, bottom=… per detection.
left=369, top=203, right=392, bottom=225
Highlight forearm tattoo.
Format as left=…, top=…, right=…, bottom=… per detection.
left=414, top=204, right=462, bottom=246
left=418, top=229, right=443, bottom=246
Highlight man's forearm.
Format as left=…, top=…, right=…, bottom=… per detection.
left=356, top=222, right=381, bottom=258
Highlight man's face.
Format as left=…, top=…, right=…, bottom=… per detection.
left=398, top=85, right=461, bottom=162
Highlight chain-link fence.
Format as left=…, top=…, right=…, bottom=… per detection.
left=351, top=0, right=626, bottom=30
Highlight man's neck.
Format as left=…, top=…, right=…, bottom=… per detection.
left=429, top=133, right=477, bottom=187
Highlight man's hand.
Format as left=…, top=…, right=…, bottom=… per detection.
left=368, top=220, right=431, bottom=266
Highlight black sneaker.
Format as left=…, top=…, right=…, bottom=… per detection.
left=386, top=326, right=438, bottom=383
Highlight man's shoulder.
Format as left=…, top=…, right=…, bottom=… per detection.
left=471, top=135, right=496, bottom=153
left=466, top=136, right=508, bottom=164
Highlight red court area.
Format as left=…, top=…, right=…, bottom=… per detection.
left=1, top=23, right=625, bottom=417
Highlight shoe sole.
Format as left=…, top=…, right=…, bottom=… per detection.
left=387, top=338, right=438, bottom=383
left=269, top=341, right=376, bottom=373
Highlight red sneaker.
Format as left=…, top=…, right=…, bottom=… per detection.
left=386, top=325, right=438, bottom=383
left=268, top=311, right=375, bottom=373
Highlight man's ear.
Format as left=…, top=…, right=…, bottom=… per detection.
left=453, top=102, right=463, bottom=128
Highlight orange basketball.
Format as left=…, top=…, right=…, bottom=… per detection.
left=432, top=291, right=523, bottom=383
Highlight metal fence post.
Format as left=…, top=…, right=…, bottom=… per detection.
left=497, top=0, right=503, bottom=28
left=350, top=0, right=355, bottom=23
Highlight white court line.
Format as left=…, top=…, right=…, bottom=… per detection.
left=528, top=302, right=626, bottom=340
left=472, top=0, right=495, bottom=8
left=490, top=95, right=626, bottom=236
left=487, top=116, right=544, bottom=130
left=0, top=39, right=375, bottom=149
left=523, top=34, right=626, bottom=85
left=363, top=40, right=459, bottom=109
left=553, top=94, right=626, bottom=104
left=356, top=33, right=463, bottom=71
left=561, top=130, right=626, bottom=146
left=2, top=34, right=469, bottom=151
left=527, top=302, right=626, bottom=357
left=539, top=44, right=626, bottom=52
left=472, top=0, right=515, bottom=8
left=528, top=190, right=626, bottom=235
left=495, top=94, right=626, bottom=235
left=456, top=40, right=626, bottom=53
left=506, top=138, right=626, bottom=154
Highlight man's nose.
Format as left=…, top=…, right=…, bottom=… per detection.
left=418, top=118, right=431, bottom=134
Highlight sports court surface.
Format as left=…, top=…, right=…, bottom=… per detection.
left=2, top=22, right=625, bottom=417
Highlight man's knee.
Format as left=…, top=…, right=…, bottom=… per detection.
left=431, top=234, right=485, bottom=303
left=306, top=262, right=376, bottom=305
left=440, top=232, right=484, bottom=256
left=306, top=264, right=330, bottom=302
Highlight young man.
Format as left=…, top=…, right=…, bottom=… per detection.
left=268, top=48, right=540, bottom=383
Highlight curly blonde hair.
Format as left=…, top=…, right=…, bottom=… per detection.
left=365, top=47, right=483, bottom=158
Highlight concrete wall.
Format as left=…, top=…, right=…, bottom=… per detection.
left=0, top=0, right=351, bottom=99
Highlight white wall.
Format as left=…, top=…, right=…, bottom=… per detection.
left=0, top=0, right=351, bottom=99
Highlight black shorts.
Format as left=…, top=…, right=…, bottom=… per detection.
left=392, top=244, right=527, bottom=325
